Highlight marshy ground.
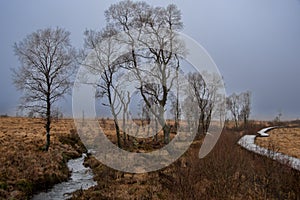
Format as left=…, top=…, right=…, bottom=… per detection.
left=0, top=117, right=86, bottom=199
left=0, top=117, right=299, bottom=199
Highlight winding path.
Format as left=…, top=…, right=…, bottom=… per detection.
left=238, top=128, right=300, bottom=171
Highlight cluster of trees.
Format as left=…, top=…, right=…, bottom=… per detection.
left=182, top=72, right=223, bottom=136
left=12, top=0, right=243, bottom=150
left=81, top=1, right=186, bottom=147
left=226, top=91, right=251, bottom=128
left=81, top=1, right=228, bottom=147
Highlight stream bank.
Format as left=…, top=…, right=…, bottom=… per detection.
left=32, top=154, right=97, bottom=200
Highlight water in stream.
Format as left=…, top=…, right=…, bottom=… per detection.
left=32, top=154, right=97, bottom=200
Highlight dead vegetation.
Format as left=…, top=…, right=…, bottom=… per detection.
left=0, top=117, right=299, bottom=199
left=256, top=127, right=300, bottom=159
left=0, top=117, right=86, bottom=199
left=71, top=122, right=300, bottom=200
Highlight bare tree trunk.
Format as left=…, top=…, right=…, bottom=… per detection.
left=163, top=124, right=170, bottom=144
left=45, top=93, right=51, bottom=151
left=197, top=117, right=202, bottom=136
left=174, top=96, right=180, bottom=132
left=197, top=111, right=206, bottom=136
left=114, top=117, right=121, bottom=148
left=204, top=112, right=212, bottom=135
left=147, top=120, right=150, bottom=137
left=122, top=117, right=126, bottom=145
left=234, top=117, right=239, bottom=129
left=154, top=114, right=158, bottom=142
left=174, top=67, right=180, bottom=132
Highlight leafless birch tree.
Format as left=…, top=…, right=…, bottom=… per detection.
left=226, top=91, right=251, bottom=128
left=12, top=27, right=76, bottom=151
left=185, top=72, right=222, bottom=136
left=105, top=0, right=185, bottom=143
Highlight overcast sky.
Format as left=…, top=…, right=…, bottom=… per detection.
left=0, top=0, right=299, bottom=120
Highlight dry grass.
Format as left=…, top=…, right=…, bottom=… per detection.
left=71, top=122, right=300, bottom=200
left=95, top=118, right=177, bottom=152
left=1, top=117, right=299, bottom=199
left=0, top=117, right=86, bottom=199
left=256, top=127, right=300, bottom=159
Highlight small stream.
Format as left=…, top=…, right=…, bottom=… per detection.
left=32, top=154, right=97, bottom=200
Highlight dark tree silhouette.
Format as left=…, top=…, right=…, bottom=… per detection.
left=12, top=27, right=76, bottom=151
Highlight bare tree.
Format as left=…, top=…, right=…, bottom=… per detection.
left=12, top=27, right=76, bottom=151
left=274, top=110, right=282, bottom=123
left=105, top=0, right=185, bottom=144
left=185, top=72, right=222, bottom=136
left=239, top=91, right=251, bottom=127
left=137, top=95, right=160, bottom=141
left=226, top=93, right=241, bottom=128
left=214, top=94, right=227, bottom=127
left=83, top=27, right=125, bottom=148
left=115, top=88, right=130, bottom=145
left=182, top=94, right=199, bottom=133
left=170, top=90, right=181, bottom=132
left=226, top=91, right=251, bottom=128
left=52, top=106, right=64, bottom=121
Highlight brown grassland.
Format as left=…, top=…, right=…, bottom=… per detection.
left=0, top=117, right=299, bottom=199
left=0, top=117, right=86, bottom=199
left=72, top=120, right=300, bottom=200
left=256, top=127, right=300, bottom=159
